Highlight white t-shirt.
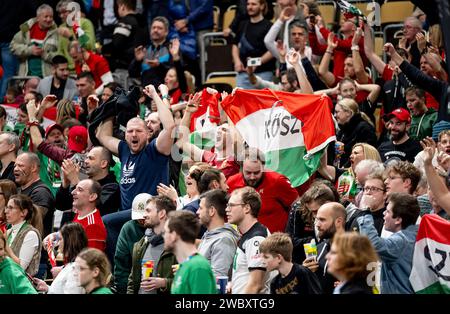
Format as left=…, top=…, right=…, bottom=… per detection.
left=231, top=222, right=277, bottom=294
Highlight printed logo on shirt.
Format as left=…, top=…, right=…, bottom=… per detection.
left=123, top=160, right=136, bottom=177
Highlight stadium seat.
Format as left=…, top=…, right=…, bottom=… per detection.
left=223, top=5, right=237, bottom=31
left=199, top=32, right=236, bottom=84
left=213, top=6, right=220, bottom=32
left=380, top=1, right=415, bottom=25
left=203, top=74, right=236, bottom=93
left=317, top=1, right=336, bottom=28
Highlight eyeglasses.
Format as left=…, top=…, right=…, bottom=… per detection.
left=363, top=186, right=386, bottom=193
left=227, top=203, right=245, bottom=208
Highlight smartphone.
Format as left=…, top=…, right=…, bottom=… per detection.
left=247, top=57, right=262, bottom=67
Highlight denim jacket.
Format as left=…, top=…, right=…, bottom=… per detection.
left=357, top=214, right=419, bottom=294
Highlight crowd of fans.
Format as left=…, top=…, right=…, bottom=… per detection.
left=0, top=0, right=449, bottom=295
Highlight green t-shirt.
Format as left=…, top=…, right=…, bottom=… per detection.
left=90, top=286, right=113, bottom=294
left=171, top=254, right=217, bottom=294
left=0, top=257, right=38, bottom=294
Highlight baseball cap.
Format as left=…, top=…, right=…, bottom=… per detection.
left=383, top=108, right=411, bottom=123
left=131, top=193, right=152, bottom=220
left=45, top=123, right=64, bottom=138
left=68, top=125, right=88, bottom=153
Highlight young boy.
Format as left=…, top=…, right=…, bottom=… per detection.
left=260, top=232, right=323, bottom=294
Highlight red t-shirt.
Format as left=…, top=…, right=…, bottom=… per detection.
left=202, top=150, right=240, bottom=179
left=73, top=209, right=107, bottom=251
left=227, top=171, right=299, bottom=233
left=29, top=23, right=47, bottom=42
left=74, top=52, right=110, bottom=88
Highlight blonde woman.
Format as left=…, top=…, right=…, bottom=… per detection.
left=326, top=232, right=379, bottom=294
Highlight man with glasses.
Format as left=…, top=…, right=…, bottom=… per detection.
left=384, top=161, right=422, bottom=196
left=226, top=186, right=275, bottom=294
left=399, top=16, right=423, bottom=68
left=349, top=173, right=387, bottom=236
left=378, top=108, right=422, bottom=163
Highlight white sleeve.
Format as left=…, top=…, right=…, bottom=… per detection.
left=245, top=236, right=266, bottom=270
left=19, top=230, right=40, bottom=270
left=263, top=19, right=284, bottom=60
left=95, top=71, right=114, bottom=95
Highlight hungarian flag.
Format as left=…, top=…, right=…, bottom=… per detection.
left=189, top=88, right=220, bottom=150
left=1, top=103, right=56, bottom=131
left=410, top=214, right=450, bottom=294
left=221, top=89, right=336, bottom=187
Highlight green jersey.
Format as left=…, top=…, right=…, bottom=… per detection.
left=90, top=286, right=113, bottom=294
left=0, top=257, right=38, bottom=294
left=171, top=253, right=217, bottom=294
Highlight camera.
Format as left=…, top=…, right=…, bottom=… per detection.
left=247, top=57, right=262, bottom=67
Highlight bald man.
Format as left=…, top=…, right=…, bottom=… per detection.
left=303, top=202, right=346, bottom=294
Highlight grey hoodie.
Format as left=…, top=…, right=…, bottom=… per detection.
left=198, top=224, right=240, bottom=278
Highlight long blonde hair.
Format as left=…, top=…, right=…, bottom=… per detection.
left=337, top=98, right=374, bottom=128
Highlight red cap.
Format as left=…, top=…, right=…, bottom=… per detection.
left=68, top=126, right=88, bottom=153
left=45, top=123, right=64, bottom=138
left=383, top=108, right=411, bottom=123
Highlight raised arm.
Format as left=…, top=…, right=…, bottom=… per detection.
left=351, top=27, right=369, bottom=84
left=355, top=82, right=381, bottom=104
left=422, top=137, right=450, bottom=214
left=318, top=33, right=337, bottom=87
left=26, top=100, right=44, bottom=150
left=264, top=8, right=291, bottom=59
left=174, top=92, right=204, bottom=161
left=287, top=50, right=313, bottom=94
left=364, top=23, right=386, bottom=76
left=144, top=84, right=176, bottom=156
left=96, top=117, right=120, bottom=156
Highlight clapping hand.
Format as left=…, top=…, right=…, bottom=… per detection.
left=420, top=137, right=437, bottom=166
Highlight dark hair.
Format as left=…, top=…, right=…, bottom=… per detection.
left=117, top=0, right=136, bottom=10
left=199, top=189, right=228, bottom=219
left=104, top=82, right=122, bottom=95
left=52, top=55, right=68, bottom=66
left=242, top=147, right=266, bottom=165
left=233, top=186, right=261, bottom=218
left=388, top=193, right=420, bottom=229
left=0, top=179, right=18, bottom=205
left=77, top=248, right=111, bottom=287
left=150, top=195, right=176, bottom=214
left=0, top=106, right=6, bottom=119
left=0, top=179, right=17, bottom=223
left=61, top=222, right=88, bottom=263
left=9, top=194, right=43, bottom=236
left=19, top=102, right=28, bottom=115
left=87, top=179, right=102, bottom=207
left=93, top=146, right=114, bottom=168
left=405, top=86, right=426, bottom=100
left=198, top=168, right=223, bottom=194
left=77, top=71, right=95, bottom=83
left=61, top=118, right=82, bottom=130
left=167, top=211, right=200, bottom=244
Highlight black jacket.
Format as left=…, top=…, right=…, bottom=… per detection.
left=399, top=60, right=449, bottom=122
left=285, top=202, right=316, bottom=264
left=110, top=13, right=149, bottom=70
left=338, top=278, right=374, bottom=294
left=55, top=172, right=120, bottom=217
left=337, top=114, right=377, bottom=168
left=88, top=86, right=141, bottom=147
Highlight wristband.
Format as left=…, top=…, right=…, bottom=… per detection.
left=27, top=120, right=40, bottom=127
left=325, top=50, right=333, bottom=54
left=162, top=94, right=170, bottom=101
left=351, top=45, right=359, bottom=51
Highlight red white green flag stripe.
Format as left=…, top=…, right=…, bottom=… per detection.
left=221, top=89, right=336, bottom=187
